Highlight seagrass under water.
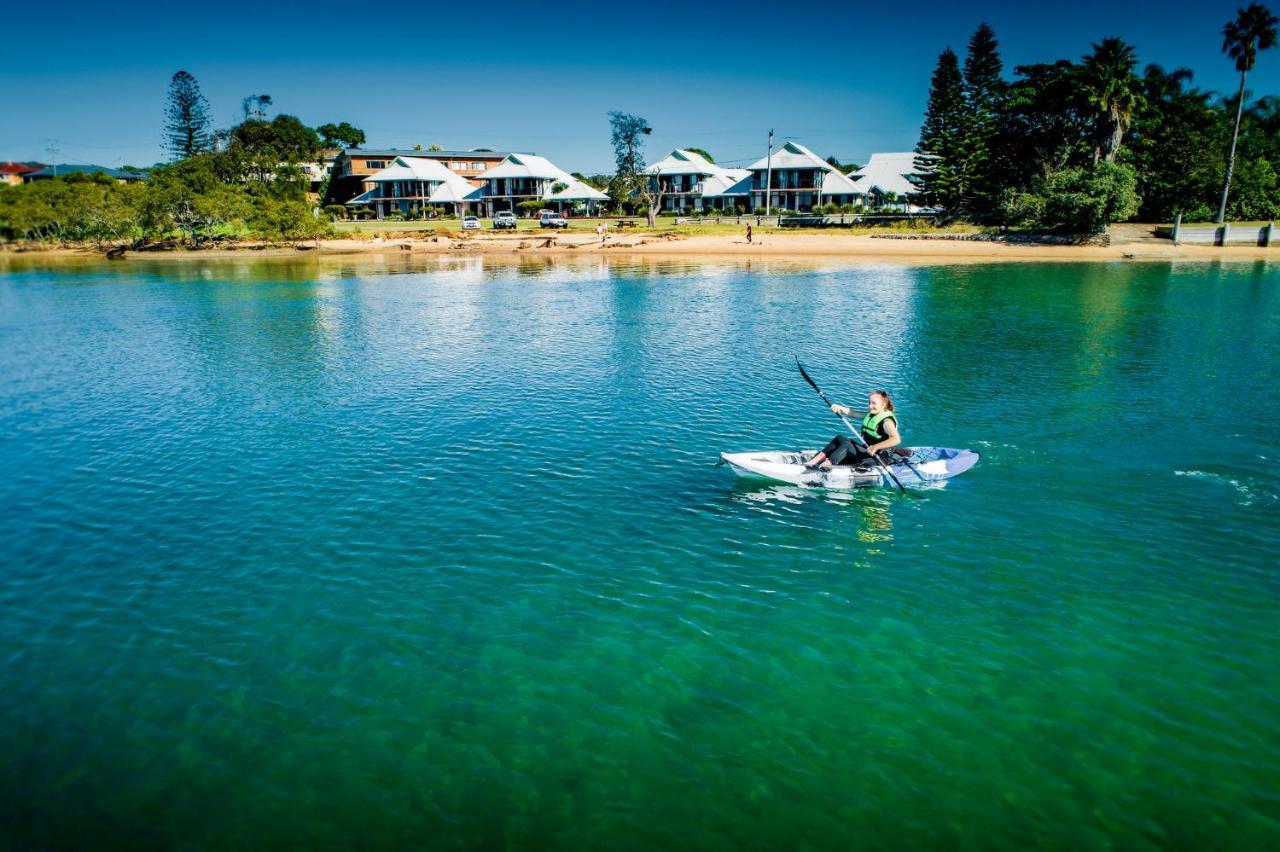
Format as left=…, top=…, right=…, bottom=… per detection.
left=1, top=256, right=1277, bottom=849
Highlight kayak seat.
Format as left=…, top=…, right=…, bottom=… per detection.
left=892, top=447, right=913, bottom=458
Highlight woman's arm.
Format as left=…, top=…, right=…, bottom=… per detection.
left=867, top=418, right=901, bottom=454
left=831, top=403, right=866, bottom=418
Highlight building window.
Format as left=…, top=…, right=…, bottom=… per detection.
left=471, top=162, right=485, bottom=170
left=365, top=160, right=386, bottom=170
left=451, top=162, right=464, bottom=170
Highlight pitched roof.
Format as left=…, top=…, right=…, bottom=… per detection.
left=746, top=141, right=831, bottom=172
left=479, top=152, right=572, bottom=180
left=646, top=149, right=723, bottom=177
left=819, top=168, right=861, bottom=196
left=850, top=152, right=921, bottom=196
left=697, top=170, right=753, bottom=197
left=0, top=162, right=43, bottom=176
left=549, top=177, right=608, bottom=201
left=360, top=156, right=484, bottom=203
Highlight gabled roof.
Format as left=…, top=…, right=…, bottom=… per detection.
left=697, top=170, right=753, bottom=197
left=850, top=152, right=921, bottom=196
left=645, top=149, right=724, bottom=177
left=479, top=152, right=571, bottom=180
left=549, top=177, right=608, bottom=201
left=359, top=156, right=483, bottom=203
left=365, top=155, right=459, bottom=183
left=478, top=154, right=608, bottom=200
left=747, top=141, right=831, bottom=172
left=0, top=162, right=43, bottom=176
left=819, top=168, right=861, bottom=196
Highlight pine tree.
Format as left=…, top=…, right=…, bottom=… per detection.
left=916, top=48, right=967, bottom=211
left=165, top=71, right=211, bottom=161
left=962, top=23, right=1006, bottom=216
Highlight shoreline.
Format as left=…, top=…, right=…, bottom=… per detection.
left=2, top=228, right=1276, bottom=266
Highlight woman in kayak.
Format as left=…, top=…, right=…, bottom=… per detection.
left=803, top=390, right=901, bottom=470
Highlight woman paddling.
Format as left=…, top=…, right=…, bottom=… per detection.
left=804, top=390, right=901, bottom=471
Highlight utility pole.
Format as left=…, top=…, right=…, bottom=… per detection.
left=764, top=129, right=774, bottom=217
left=47, top=142, right=60, bottom=177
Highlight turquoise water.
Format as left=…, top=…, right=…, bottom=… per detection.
left=1, top=256, right=1277, bottom=849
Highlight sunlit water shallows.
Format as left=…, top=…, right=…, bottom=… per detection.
left=1, top=256, right=1277, bottom=849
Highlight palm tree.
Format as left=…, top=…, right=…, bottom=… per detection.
left=1080, top=38, right=1144, bottom=164
left=1218, top=3, right=1279, bottom=223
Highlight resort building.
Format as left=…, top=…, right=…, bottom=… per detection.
left=849, top=152, right=922, bottom=209
left=344, top=156, right=483, bottom=217
left=643, top=149, right=751, bottom=213
left=22, top=164, right=147, bottom=183
left=1, top=162, right=44, bottom=186
left=328, top=148, right=514, bottom=204
left=746, top=142, right=860, bottom=211
left=474, top=153, right=607, bottom=215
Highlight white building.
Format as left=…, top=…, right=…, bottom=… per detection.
left=344, top=156, right=483, bottom=217
left=849, top=153, right=921, bottom=209
left=746, top=141, right=861, bottom=212
left=643, top=149, right=752, bottom=213
left=476, top=153, right=608, bottom=215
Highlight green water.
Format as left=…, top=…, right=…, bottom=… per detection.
left=1, top=256, right=1277, bottom=849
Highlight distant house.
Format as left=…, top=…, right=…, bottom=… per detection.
left=849, top=153, right=921, bottom=210
left=328, top=148, right=515, bottom=204
left=344, top=156, right=483, bottom=217
left=475, top=153, right=607, bottom=215
left=644, top=150, right=752, bottom=213
left=1, top=162, right=44, bottom=186
left=22, top=164, right=148, bottom=183
left=746, top=141, right=860, bottom=212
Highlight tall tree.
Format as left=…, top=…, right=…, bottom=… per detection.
left=1129, top=65, right=1227, bottom=220
left=1218, top=2, right=1278, bottom=222
left=962, top=23, right=1006, bottom=216
left=915, top=48, right=968, bottom=211
left=608, top=111, right=654, bottom=221
left=241, top=94, right=273, bottom=121
left=1079, top=38, right=1144, bottom=164
left=164, top=71, right=212, bottom=161
left=317, top=122, right=366, bottom=149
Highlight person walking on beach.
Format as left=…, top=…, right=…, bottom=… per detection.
left=803, top=390, right=901, bottom=470
left=597, top=222, right=607, bottom=244
left=746, top=224, right=753, bottom=245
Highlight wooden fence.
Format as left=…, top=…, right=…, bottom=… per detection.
left=1170, top=214, right=1274, bottom=246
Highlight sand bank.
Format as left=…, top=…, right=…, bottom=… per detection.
left=3, top=225, right=1275, bottom=265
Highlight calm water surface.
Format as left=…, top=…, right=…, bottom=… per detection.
left=1, top=256, right=1277, bottom=849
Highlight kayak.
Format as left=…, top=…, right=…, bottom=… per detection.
left=720, top=447, right=979, bottom=490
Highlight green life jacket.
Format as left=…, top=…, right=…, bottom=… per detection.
left=860, top=410, right=898, bottom=443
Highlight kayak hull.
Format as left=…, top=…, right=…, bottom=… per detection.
left=721, top=447, right=979, bottom=490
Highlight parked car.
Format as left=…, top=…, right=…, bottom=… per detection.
left=461, top=216, right=480, bottom=231
left=492, top=211, right=517, bottom=229
left=539, top=211, right=568, bottom=229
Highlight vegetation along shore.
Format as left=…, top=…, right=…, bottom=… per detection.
left=2, top=8, right=1278, bottom=256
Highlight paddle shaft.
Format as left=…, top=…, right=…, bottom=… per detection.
left=795, top=360, right=908, bottom=493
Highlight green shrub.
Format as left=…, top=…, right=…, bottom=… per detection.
left=1036, top=162, right=1140, bottom=233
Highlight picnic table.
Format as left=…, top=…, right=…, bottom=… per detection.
left=615, top=220, right=637, bottom=228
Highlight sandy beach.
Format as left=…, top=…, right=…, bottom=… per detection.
left=2, top=224, right=1275, bottom=264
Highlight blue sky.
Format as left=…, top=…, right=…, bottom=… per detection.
left=4, top=0, right=1278, bottom=172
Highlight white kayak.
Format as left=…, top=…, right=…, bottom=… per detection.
left=720, top=447, right=979, bottom=490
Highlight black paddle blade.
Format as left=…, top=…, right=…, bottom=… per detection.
left=794, top=357, right=832, bottom=407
